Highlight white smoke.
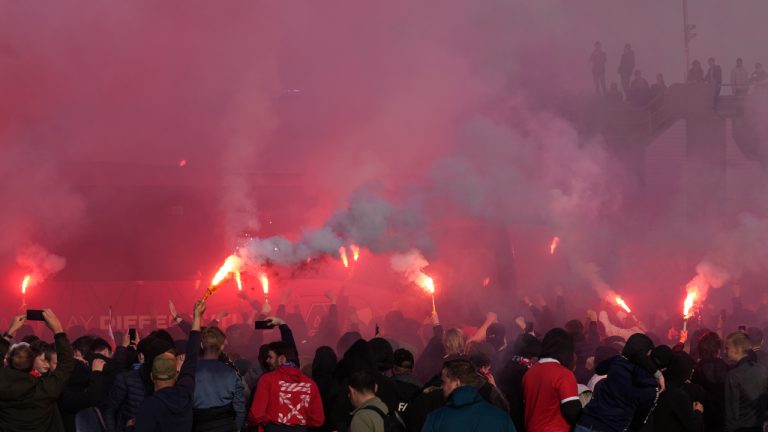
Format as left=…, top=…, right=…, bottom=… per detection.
left=389, top=249, right=431, bottom=286
left=241, top=190, right=430, bottom=266
left=16, top=244, right=66, bottom=288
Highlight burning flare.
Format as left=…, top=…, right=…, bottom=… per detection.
left=21, top=274, right=31, bottom=295
left=416, top=273, right=435, bottom=295
left=614, top=296, right=632, bottom=313
left=259, top=272, right=269, bottom=295
left=683, top=286, right=699, bottom=319
left=204, top=255, right=243, bottom=300
left=550, top=236, right=560, bottom=255
left=339, top=246, right=349, bottom=268
left=483, top=276, right=491, bottom=287
left=234, top=271, right=243, bottom=291
left=350, top=244, right=361, bottom=262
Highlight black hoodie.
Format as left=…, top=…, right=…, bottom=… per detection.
left=134, top=331, right=200, bottom=432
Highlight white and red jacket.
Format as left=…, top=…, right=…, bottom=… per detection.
left=248, top=365, right=324, bottom=428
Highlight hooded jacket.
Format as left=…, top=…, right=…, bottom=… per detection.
left=134, top=330, right=201, bottom=432
left=248, top=364, right=324, bottom=428
left=0, top=333, right=75, bottom=432
left=579, top=352, right=658, bottom=432
left=653, top=352, right=703, bottom=432
left=421, top=386, right=516, bottom=432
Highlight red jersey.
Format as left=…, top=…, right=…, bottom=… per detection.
left=522, top=358, right=579, bottom=432
left=248, top=365, right=324, bottom=428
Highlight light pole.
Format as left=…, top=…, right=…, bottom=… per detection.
left=683, top=0, right=696, bottom=80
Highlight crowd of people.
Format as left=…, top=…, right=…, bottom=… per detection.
left=589, top=41, right=768, bottom=108
left=2, top=286, right=768, bottom=432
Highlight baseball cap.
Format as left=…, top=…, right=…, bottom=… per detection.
left=152, top=354, right=178, bottom=381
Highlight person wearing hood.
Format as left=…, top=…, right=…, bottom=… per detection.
left=248, top=340, right=324, bottom=431
left=330, top=338, right=399, bottom=430
left=522, top=328, right=581, bottom=432
left=422, top=358, right=515, bottom=432
left=312, top=346, right=339, bottom=432
left=0, top=310, right=75, bottom=432
left=653, top=352, right=703, bottom=431
left=134, top=300, right=204, bottom=432
left=691, top=331, right=729, bottom=432
left=498, top=332, right=541, bottom=432
left=576, top=333, right=661, bottom=432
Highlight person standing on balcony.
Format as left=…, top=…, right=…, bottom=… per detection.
left=590, top=42, right=607, bottom=96
left=705, top=57, right=723, bottom=98
left=687, top=60, right=704, bottom=83
left=730, top=58, right=749, bottom=96
left=618, top=44, right=636, bottom=97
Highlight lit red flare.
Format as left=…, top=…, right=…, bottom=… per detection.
left=550, top=236, right=560, bottom=255
left=615, top=296, right=632, bottom=313
left=259, top=272, right=269, bottom=295
left=483, top=276, right=491, bottom=287
left=350, top=244, right=361, bottom=262
left=683, top=286, right=698, bottom=319
left=211, top=255, right=242, bottom=287
left=416, top=273, right=435, bottom=295
left=339, top=246, right=349, bottom=268
left=21, top=274, right=31, bottom=295
left=234, top=271, right=243, bottom=291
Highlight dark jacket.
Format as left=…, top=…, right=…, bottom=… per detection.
left=496, top=356, right=531, bottom=432
left=579, top=355, right=658, bottom=432
left=59, top=360, right=105, bottom=432
left=0, top=333, right=76, bottom=432
left=653, top=387, right=702, bottom=432
left=403, top=378, right=443, bottom=432
left=421, top=386, right=516, bottom=432
left=135, top=330, right=201, bottom=432
left=105, top=369, right=147, bottom=431
left=724, top=356, right=768, bottom=432
left=653, top=352, right=702, bottom=432
left=391, top=373, right=421, bottom=414
left=692, top=357, right=729, bottom=432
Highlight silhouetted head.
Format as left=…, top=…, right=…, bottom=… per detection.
left=656, top=73, right=665, bottom=83
left=708, top=57, right=715, bottom=66
left=634, top=69, right=642, bottom=77
left=624, top=43, right=632, bottom=50
left=737, top=58, right=743, bottom=66
left=594, top=41, right=602, bottom=49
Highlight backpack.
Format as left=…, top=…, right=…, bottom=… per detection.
left=360, top=405, right=406, bottom=432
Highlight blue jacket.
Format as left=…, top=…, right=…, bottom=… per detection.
left=193, top=359, right=246, bottom=429
left=422, top=386, right=516, bottom=432
left=579, top=355, right=658, bottom=432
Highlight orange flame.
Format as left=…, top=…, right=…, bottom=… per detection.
left=211, top=255, right=241, bottom=287
left=350, top=244, right=360, bottom=262
left=683, top=286, right=698, bottom=318
left=416, top=273, right=435, bottom=295
left=259, top=272, right=269, bottom=295
left=615, top=296, right=632, bottom=313
left=339, top=246, right=349, bottom=268
left=550, top=236, right=560, bottom=255
left=21, top=275, right=31, bottom=294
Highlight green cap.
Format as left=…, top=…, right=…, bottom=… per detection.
left=152, top=356, right=178, bottom=381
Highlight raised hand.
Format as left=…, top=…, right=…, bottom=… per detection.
left=42, top=309, right=64, bottom=334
